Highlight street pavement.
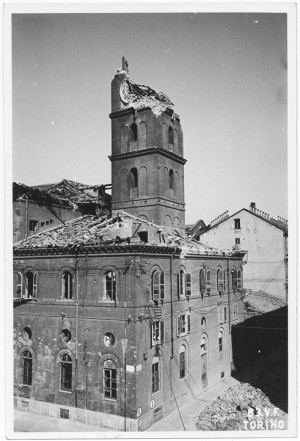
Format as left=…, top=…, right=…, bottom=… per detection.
left=14, top=410, right=105, bottom=432
left=146, top=377, right=239, bottom=431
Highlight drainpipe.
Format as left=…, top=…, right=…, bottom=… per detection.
left=75, top=258, right=79, bottom=407
left=25, top=198, right=28, bottom=239
left=170, top=249, right=175, bottom=359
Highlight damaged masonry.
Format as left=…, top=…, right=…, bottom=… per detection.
left=14, top=211, right=245, bottom=258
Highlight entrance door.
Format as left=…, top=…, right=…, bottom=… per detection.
left=200, top=336, right=208, bottom=388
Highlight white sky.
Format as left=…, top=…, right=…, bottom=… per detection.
left=12, top=12, right=288, bottom=224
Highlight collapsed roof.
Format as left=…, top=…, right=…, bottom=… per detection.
left=13, top=179, right=111, bottom=213
left=14, top=211, right=246, bottom=258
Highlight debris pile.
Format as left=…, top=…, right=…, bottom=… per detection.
left=196, top=383, right=287, bottom=431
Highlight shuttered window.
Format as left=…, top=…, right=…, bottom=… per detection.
left=206, top=270, right=211, bottom=295
left=152, top=270, right=165, bottom=302
left=185, top=273, right=192, bottom=297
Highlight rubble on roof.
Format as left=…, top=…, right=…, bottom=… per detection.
left=14, top=210, right=246, bottom=258
left=117, top=58, right=175, bottom=117
left=13, top=180, right=111, bottom=215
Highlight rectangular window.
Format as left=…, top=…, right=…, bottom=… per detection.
left=237, top=269, right=242, bottom=290
left=178, top=271, right=185, bottom=297
left=233, top=302, right=238, bottom=319
left=234, top=219, right=241, bottom=230
left=232, top=270, right=237, bottom=291
left=177, top=314, right=191, bottom=336
left=151, top=321, right=164, bottom=346
left=218, top=306, right=227, bottom=324
left=206, top=270, right=211, bottom=295
left=152, top=362, right=160, bottom=393
left=16, top=272, right=23, bottom=298
left=235, top=238, right=240, bottom=244
left=179, top=351, right=186, bottom=379
left=104, top=367, right=117, bottom=399
left=29, top=220, right=39, bottom=232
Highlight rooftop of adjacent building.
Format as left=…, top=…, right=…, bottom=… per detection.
left=187, top=202, right=288, bottom=239
left=13, top=210, right=246, bottom=259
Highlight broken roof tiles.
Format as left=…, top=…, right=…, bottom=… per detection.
left=14, top=211, right=246, bottom=258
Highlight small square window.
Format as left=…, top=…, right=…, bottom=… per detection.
left=41, top=222, right=45, bottom=227
left=235, top=238, right=240, bottom=245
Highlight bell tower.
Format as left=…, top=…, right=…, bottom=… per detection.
left=109, top=58, right=186, bottom=230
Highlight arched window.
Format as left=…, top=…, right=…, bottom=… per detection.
left=163, top=123, right=168, bottom=149
left=217, top=268, right=225, bottom=294
left=60, top=354, right=72, bottom=391
left=129, top=123, right=138, bottom=151
left=121, top=126, right=128, bottom=153
left=179, top=345, right=186, bottom=379
left=201, top=317, right=206, bottom=329
left=139, top=122, right=147, bottom=149
left=121, top=169, right=129, bottom=200
left=199, top=269, right=206, bottom=296
left=168, top=127, right=174, bottom=151
left=62, top=271, right=72, bottom=300
left=139, top=166, right=147, bottom=197
left=22, top=350, right=32, bottom=385
left=16, top=272, right=23, bottom=298
left=200, top=336, right=208, bottom=387
left=169, top=169, right=174, bottom=198
left=218, top=329, right=224, bottom=360
left=206, top=269, right=211, bottom=295
left=232, top=269, right=237, bottom=292
left=152, top=359, right=160, bottom=393
left=174, top=129, right=179, bottom=154
left=25, top=271, right=38, bottom=298
left=105, top=271, right=116, bottom=302
left=237, top=268, right=242, bottom=290
left=103, top=360, right=117, bottom=399
left=152, top=270, right=165, bottom=302
left=129, top=167, right=138, bottom=199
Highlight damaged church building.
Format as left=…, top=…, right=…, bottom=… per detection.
left=13, top=59, right=246, bottom=431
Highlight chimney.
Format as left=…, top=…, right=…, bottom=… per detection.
left=250, top=202, right=256, bottom=211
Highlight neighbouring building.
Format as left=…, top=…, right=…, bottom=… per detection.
left=13, top=58, right=246, bottom=431
left=197, top=203, right=288, bottom=301
left=13, top=180, right=111, bottom=243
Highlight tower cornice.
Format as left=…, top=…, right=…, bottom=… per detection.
left=109, top=146, right=187, bottom=165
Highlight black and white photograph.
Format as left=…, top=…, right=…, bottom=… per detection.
left=3, top=2, right=297, bottom=437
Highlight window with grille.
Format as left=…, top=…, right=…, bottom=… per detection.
left=177, top=314, right=191, bottom=337
left=62, top=272, right=72, bottom=300
left=103, top=360, right=117, bottom=399
left=179, top=346, right=186, bottom=379
left=151, top=321, right=164, bottom=346
left=185, top=273, right=192, bottom=297
left=22, top=350, right=32, bottom=385
left=217, top=269, right=225, bottom=294
left=151, top=270, right=165, bottom=302
left=60, top=354, right=72, bottom=391
left=105, top=271, right=116, bottom=301
left=152, top=361, right=160, bottom=393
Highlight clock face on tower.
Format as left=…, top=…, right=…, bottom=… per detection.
left=120, top=80, right=130, bottom=104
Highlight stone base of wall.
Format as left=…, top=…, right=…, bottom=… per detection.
left=15, top=397, right=138, bottom=432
